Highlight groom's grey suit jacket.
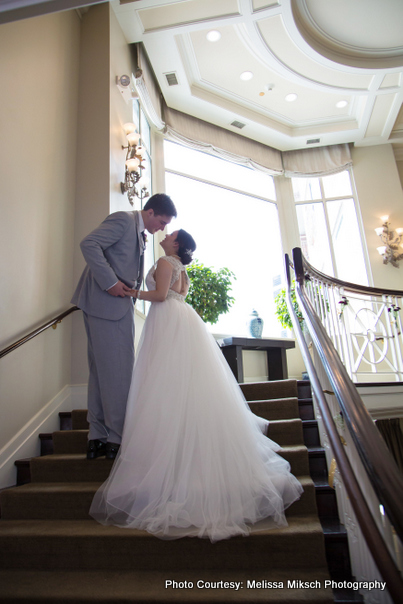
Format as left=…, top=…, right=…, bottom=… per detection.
left=71, top=210, right=145, bottom=321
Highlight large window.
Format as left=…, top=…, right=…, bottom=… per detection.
left=164, top=141, right=285, bottom=337
left=292, top=170, right=368, bottom=285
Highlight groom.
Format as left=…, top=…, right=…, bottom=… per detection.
left=71, top=194, right=177, bottom=460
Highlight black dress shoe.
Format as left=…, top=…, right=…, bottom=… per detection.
left=106, top=442, right=120, bottom=460
left=87, top=439, right=107, bottom=460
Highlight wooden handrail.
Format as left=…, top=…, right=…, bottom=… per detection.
left=286, top=248, right=403, bottom=603
left=0, top=306, right=79, bottom=359
left=299, top=252, right=403, bottom=297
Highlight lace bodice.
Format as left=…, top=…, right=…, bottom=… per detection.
left=145, top=255, right=189, bottom=301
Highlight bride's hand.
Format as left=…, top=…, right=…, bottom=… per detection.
left=125, top=289, right=137, bottom=297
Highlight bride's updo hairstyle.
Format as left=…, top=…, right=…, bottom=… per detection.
left=176, top=229, right=196, bottom=265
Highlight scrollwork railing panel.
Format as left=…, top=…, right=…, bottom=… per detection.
left=302, top=265, right=403, bottom=382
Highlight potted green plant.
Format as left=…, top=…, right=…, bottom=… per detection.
left=274, top=279, right=329, bottom=331
left=186, top=260, right=236, bottom=324
left=274, top=281, right=303, bottom=331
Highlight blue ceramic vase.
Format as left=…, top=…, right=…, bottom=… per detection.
left=248, top=309, right=263, bottom=338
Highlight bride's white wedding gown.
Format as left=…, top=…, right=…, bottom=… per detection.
left=90, top=256, right=303, bottom=542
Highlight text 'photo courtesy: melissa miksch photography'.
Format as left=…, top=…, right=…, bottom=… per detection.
left=164, top=578, right=388, bottom=592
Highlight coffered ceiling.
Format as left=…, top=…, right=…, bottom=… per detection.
left=112, top=0, right=403, bottom=152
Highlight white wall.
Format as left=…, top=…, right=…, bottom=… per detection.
left=71, top=3, right=145, bottom=386
left=0, top=10, right=81, bottom=486
left=352, top=144, right=403, bottom=291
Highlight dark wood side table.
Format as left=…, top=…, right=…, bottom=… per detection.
left=219, top=336, right=295, bottom=383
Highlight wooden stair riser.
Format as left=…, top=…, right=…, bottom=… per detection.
left=297, top=380, right=312, bottom=400
left=324, top=533, right=354, bottom=579
left=315, top=487, right=339, bottom=519
left=298, top=399, right=315, bottom=420
left=302, top=421, right=321, bottom=447
left=308, top=450, right=328, bottom=481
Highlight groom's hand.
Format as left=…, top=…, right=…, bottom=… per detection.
left=107, top=281, right=131, bottom=297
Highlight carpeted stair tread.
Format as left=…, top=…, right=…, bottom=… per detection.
left=0, top=476, right=316, bottom=520
left=0, top=516, right=327, bottom=571
left=248, top=398, right=300, bottom=420
left=51, top=418, right=304, bottom=454
left=30, top=454, right=114, bottom=482
left=267, top=419, right=304, bottom=446
left=1, top=482, right=99, bottom=520
left=28, top=445, right=309, bottom=483
left=240, top=380, right=298, bottom=401
left=0, top=568, right=334, bottom=603
left=1, top=378, right=337, bottom=603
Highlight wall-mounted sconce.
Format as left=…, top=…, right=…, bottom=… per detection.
left=120, top=122, right=149, bottom=206
left=375, top=216, right=403, bottom=268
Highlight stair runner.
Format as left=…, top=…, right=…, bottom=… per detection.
left=0, top=379, right=336, bottom=603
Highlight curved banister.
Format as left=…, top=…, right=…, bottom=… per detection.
left=292, top=247, right=403, bottom=539
left=0, top=306, right=79, bottom=359
left=286, top=248, right=403, bottom=603
left=285, top=254, right=403, bottom=601
left=297, top=252, right=403, bottom=298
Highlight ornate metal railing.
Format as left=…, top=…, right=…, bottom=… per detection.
left=286, top=248, right=403, bottom=604
left=0, top=306, right=79, bottom=359
left=293, top=251, right=403, bottom=382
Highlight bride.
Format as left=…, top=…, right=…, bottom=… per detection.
left=89, top=229, right=303, bottom=542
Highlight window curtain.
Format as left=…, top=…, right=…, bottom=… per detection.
left=282, top=143, right=352, bottom=177
left=376, top=418, right=403, bottom=473
left=163, top=104, right=283, bottom=176
left=133, top=43, right=164, bottom=131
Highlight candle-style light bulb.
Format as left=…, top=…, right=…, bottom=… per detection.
left=127, top=132, right=141, bottom=146
left=123, top=122, right=136, bottom=135
left=126, top=158, right=140, bottom=172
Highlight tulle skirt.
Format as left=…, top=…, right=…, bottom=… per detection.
left=90, top=297, right=303, bottom=542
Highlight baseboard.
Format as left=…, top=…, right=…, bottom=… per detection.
left=0, top=383, right=88, bottom=489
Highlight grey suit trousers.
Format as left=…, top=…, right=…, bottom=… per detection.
left=83, top=307, right=135, bottom=444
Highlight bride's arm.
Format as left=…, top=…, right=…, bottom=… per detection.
left=126, top=258, right=173, bottom=302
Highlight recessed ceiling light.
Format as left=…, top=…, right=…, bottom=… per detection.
left=240, top=71, right=254, bottom=81
left=336, top=100, right=348, bottom=108
left=206, top=30, right=221, bottom=42
left=285, top=93, right=298, bottom=102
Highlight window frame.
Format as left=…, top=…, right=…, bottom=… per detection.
left=292, top=168, right=371, bottom=283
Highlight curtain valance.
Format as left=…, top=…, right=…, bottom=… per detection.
left=282, top=143, right=352, bottom=177
left=162, top=105, right=284, bottom=176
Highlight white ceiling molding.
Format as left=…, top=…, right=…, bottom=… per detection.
left=111, top=0, right=403, bottom=152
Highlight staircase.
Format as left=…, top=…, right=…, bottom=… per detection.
left=0, top=379, right=356, bottom=603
